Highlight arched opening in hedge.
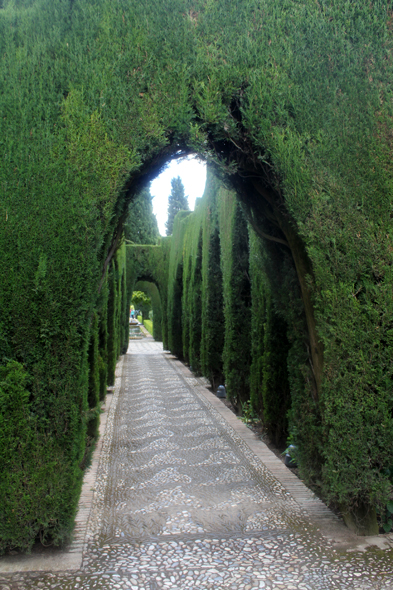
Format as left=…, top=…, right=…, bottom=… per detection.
left=120, top=139, right=321, bottom=393
left=134, top=279, right=162, bottom=341
left=1, top=0, right=392, bottom=550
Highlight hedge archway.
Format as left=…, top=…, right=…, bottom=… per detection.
left=1, top=0, right=392, bottom=548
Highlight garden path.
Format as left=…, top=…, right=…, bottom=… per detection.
left=1, top=340, right=393, bottom=589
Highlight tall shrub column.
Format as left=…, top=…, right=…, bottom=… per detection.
left=201, top=171, right=225, bottom=390
left=219, top=189, right=252, bottom=408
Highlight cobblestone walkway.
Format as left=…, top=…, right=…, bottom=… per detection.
left=2, top=341, right=393, bottom=589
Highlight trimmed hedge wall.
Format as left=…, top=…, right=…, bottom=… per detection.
left=0, top=361, right=81, bottom=553
left=167, top=212, right=192, bottom=358
left=249, top=231, right=291, bottom=447
left=182, top=209, right=204, bottom=373
left=1, top=0, right=393, bottom=546
left=218, top=189, right=252, bottom=408
left=200, top=171, right=225, bottom=390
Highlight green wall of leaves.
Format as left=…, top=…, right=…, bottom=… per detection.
left=1, top=0, right=393, bottom=547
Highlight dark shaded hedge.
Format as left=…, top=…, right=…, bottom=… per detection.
left=0, top=361, right=80, bottom=552
left=182, top=206, right=204, bottom=372
left=167, top=212, right=192, bottom=358
left=200, top=171, right=225, bottom=390
left=218, top=189, right=252, bottom=408
left=249, top=231, right=291, bottom=447
left=166, top=173, right=226, bottom=389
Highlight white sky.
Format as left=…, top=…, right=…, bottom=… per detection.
left=150, top=156, right=207, bottom=235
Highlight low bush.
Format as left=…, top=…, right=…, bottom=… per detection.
left=143, top=319, right=153, bottom=336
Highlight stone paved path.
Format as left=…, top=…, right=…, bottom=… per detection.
left=2, top=341, right=393, bottom=589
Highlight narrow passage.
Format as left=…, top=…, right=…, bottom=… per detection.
left=2, top=341, right=393, bottom=589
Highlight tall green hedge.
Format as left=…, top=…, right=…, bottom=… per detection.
left=107, top=244, right=129, bottom=385
left=167, top=172, right=225, bottom=389
left=97, top=280, right=109, bottom=402
left=0, top=361, right=81, bottom=553
left=249, top=231, right=291, bottom=447
left=200, top=171, right=225, bottom=390
left=182, top=209, right=204, bottom=373
left=167, top=212, right=192, bottom=358
left=1, top=0, right=393, bottom=545
left=218, top=188, right=252, bottom=408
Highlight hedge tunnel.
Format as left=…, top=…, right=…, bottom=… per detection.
left=1, top=0, right=393, bottom=549
left=134, top=281, right=162, bottom=341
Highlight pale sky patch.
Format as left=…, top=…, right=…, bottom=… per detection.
left=150, top=156, right=207, bottom=236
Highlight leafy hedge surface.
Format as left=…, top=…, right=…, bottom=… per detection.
left=0, top=361, right=80, bottom=553
left=218, top=189, right=252, bottom=408
left=166, top=212, right=192, bottom=358
left=249, top=231, right=291, bottom=447
left=182, top=206, right=204, bottom=373
left=166, top=175, right=225, bottom=389
left=200, top=171, right=225, bottom=390
left=1, top=0, right=393, bottom=546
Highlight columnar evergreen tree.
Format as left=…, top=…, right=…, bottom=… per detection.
left=124, top=187, right=159, bottom=245
left=165, top=177, right=189, bottom=236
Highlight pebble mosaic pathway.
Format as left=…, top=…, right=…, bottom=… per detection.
left=1, top=341, right=393, bottom=589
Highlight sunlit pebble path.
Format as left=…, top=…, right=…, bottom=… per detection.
left=2, top=341, right=393, bottom=590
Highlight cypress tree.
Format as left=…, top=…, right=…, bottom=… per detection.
left=165, top=177, right=189, bottom=236
left=124, top=187, right=159, bottom=245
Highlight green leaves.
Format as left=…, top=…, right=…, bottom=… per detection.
left=1, top=0, right=393, bottom=548
left=125, top=188, right=159, bottom=246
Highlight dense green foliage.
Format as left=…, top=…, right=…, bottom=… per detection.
left=107, top=246, right=129, bottom=385
left=124, top=188, right=159, bottom=245
left=181, top=208, right=203, bottom=373
left=166, top=174, right=226, bottom=385
left=1, top=0, right=393, bottom=546
left=0, top=361, right=79, bottom=553
left=218, top=189, right=252, bottom=408
left=249, top=231, right=292, bottom=446
left=200, top=171, right=225, bottom=390
left=166, top=212, right=192, bottom=357
left=131, top=290, right=152, bottom=320
left=165, top=177, right=189, bottom=236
